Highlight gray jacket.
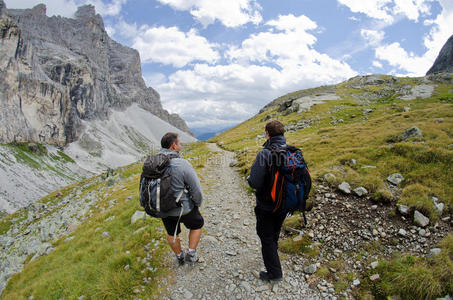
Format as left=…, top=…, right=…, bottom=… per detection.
left=159, top=148, right=203, bottom=217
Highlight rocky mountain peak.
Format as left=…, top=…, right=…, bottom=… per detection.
left=75, top=4, right=96, bottom=19
left=31, top=3, right=46, bottom=16
left=0, top=3, right=192, bottom=147
left=426, top=34, right=453, bottom=75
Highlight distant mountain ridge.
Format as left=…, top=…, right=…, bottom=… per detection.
left=0, top=1, right=192, bottom=147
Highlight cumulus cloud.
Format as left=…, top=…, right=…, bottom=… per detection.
left=338, top=0, right=431, bottom=23
left=374, top=0, right=453, bottom=75
left=131, top=26, right=220, bottom=68
left=158, top=14, right=357, bottom=128
left=361, top=29, right=385, bottom=46
left=156, top=0, right=262, bottom=27
left=5, top=0, right=126, bottom=17
left=372, top=60, right=383, bottom=68
left=375, top=42, right=432, bottom=75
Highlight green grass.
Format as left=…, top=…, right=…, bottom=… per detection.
left=2, top=141, right=214, bottom=299
left=211, top=88, right=453, bottom=215
left=210, top=75, right=453, bottom=299
left=367, top=234, right=453, bottom=300
left=2, top=162, right=168, bottom=299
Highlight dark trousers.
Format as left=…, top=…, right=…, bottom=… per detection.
left=255, top=206, right=286, bottom=278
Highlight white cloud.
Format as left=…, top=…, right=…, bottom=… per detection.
left=361, top=29, right=385, bottom=46
left=372, top=60, right=383, bottom=68
left=392, top=0, right=430, bottom=21
left=375, top=42, right=433, bottom=75
left=5, top=0, right=126, bottom=17
left=143, top=72, right=167, bottom=87
left=85, top=0, right=126, bottom=16
left=132, top=26, right=220, bottom=68
left=338, top=0, right=432, bottom=23
left=337, top=0, right=394, bottom=22
left=158, top=14, right=357, bottom=128
left=156, top=0, right=262, bottom=28
left=374, top=0, right=453, bottom=75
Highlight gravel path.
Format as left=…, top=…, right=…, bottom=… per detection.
left=164, top=143, right=320, bottom=299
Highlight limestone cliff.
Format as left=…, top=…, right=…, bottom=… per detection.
left=0, top=2, right=192, bottom=147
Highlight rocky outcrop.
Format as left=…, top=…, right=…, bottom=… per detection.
left=427, top=34, right=453, bottom=75
left=0, top=2, right=191, bottom=147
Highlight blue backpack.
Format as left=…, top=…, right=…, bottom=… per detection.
left=267, top=145, right=312, bottom=224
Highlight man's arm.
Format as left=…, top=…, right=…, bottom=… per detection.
left=183, top=160, right=203, bottom=206
left=247, top=149, right=269, bottom=191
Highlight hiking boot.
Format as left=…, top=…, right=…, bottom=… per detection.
left=259, top=271, right=283, bottom=282
left=176, top=252, right=185, bottom=266
left=185, top=250, right=199, bottom=263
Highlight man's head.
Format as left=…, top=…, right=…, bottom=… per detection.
left=265, top=120, right=285, bottom=139
left=161, top=132, right=181, bottom=152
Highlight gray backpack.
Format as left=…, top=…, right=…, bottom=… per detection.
left=139, top=153, right=184, bottom=218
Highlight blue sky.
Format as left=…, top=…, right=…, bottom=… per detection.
left=6, top=0, right=453, bottom=132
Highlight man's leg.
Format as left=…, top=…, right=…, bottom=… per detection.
left=167, top=235, right=182, bottom=254
left=255, top=207, right=283, bottom=279
left=188, top=228, right=202, bottom=249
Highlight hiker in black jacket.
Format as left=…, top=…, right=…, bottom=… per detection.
left=248, top=120, right=286, bottom=282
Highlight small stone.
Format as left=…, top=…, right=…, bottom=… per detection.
left=363, top=108, right=373, bottom=114
left=131, top=211, right=146, bottom=224
left=78, top=296, right=85, bottom=300
left=370, top=261, right=379, bottom=269
left=350, top=159, right=357, bottom=165
left=272, top=283, right=279, bottom=293
left=372, top=229, right=378, bottom=236
left=240, top=281, right=251, bottom=293
left=323, top=173, right=336, bottom=181
left=353, top=187, right=368, bottom=197
left=414, top=210, right=429, bottom=227
left=293, top=235, right=304, bottom=242
left=429, top=248, right=441, bottom=257
left=370, top=274, right=380, bottom=281
left=255, top=285, right=268, bottom=292
left=304, top=264, right=317, bottom=274
left=183, top=290, right=193, bottom=299
left=398, top=229, right=407, bottom=236
left=353, top=279, right=360, bottom=286
left=338, top=182, right=351, bottom=194
left=387, top=173, right=404, bottom=185
left=403, top=107, right=410, bottom=112
left=371, top=205, right=378, bottom=210
left=124, top=264, right=130, bottom=271
left=418, top=229, right=426, bottom=237
left=101, top=231, right=110, bottom=238
left=435, top=202, right=444, bottom=215
left=399, top=126, right=423, bottom=141
left=397, top=204, right=410, bottom=216
left=226, top=251, right=237, bottom=256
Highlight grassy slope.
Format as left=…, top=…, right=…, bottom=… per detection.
left=2, top=142, right=212, bottom=299
left=211, top=76, right=453, bottom=299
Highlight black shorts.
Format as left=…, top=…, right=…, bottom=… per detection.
left=162, top=206, right=204, bottom=236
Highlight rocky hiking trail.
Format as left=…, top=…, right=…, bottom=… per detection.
left=163, top=143, right=320, bottom=300
left=162, top=143, right=452, bottom=300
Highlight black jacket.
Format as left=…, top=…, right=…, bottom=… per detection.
left=247, top=135, right=286, bottom=212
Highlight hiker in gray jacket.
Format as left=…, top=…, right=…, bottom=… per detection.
left=159, top=132, right=204, bottom=265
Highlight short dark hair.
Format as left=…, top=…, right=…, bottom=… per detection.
left=161, top=132, right=179, bottom=149
left=265, top=120, right=285, bottom=137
